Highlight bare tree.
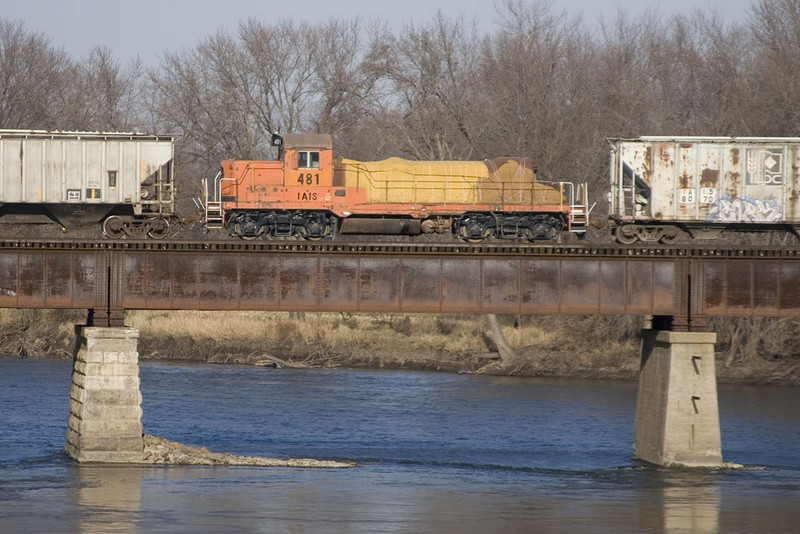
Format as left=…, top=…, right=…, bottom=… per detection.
left=0, top=19, right=71, bottom=128
left=309, top=19, right=381, bottom=141
left=56, top=46, right=144, bottom=131
left=377, top=12, right=486, bottom=160
left=748, top=0, right=800, bottom=135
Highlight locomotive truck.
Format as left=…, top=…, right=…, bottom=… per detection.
left=201, top=133, right=589, bottom=242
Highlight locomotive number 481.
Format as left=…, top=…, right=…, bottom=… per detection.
left=298, top=173, right=320, bottom=185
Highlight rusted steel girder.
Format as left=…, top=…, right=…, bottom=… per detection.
left=0, top=241, right=799, bottom=328
left=118, top=250, right=676, bottom=317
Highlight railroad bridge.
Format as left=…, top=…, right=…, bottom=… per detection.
left=5, top=239, right=799, bottom=467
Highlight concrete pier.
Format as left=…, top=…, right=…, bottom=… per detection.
left=65, top=327, right=143, bottom=463
left=633, top=330, right=723, bottom=467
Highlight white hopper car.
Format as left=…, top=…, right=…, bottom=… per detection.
left=0, top=130, right=174, bottom=238
left=609, top=137, right=800, bottom=243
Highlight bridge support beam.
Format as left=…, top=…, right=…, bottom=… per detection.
left=633, top=330, right=723, bottom=467
left=65, top=326, right=144, bottom=463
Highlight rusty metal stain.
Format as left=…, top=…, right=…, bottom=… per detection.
left=701, top=168, right=719, bottom=186
left=644, top=146, right=654, bottom=182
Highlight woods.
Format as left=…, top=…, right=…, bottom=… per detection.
left=4, top=1, right=800, bottom=201
left=1, top=0, right=800, bottom=372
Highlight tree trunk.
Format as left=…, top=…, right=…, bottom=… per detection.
left=487, top=314, right=517, bottom=363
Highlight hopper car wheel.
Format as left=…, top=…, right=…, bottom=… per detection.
left=147, top=218, right=170, bottom=239
left=102, top=216, right=125, bottom=239
left=614, top=225, right=638, bottom=245
left=659, top=227, right=682, bottom=245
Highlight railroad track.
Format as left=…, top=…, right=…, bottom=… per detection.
left=1, top=238, right=800, bottom=258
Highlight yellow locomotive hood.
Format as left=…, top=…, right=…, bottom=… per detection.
left=333, top=156, right=561, bottom=206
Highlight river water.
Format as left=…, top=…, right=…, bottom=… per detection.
left=2, top=357, right=800, bottom=533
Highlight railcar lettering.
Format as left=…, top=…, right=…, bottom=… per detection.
left=699, top=188, right=717, bottom=204
left=298, top=173, right=320, bottom=186
left=298, top=191, right=318, bottom=201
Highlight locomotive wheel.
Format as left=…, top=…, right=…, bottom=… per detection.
left=102, top=216, right=125, bottom=239
left=300, top=214, right=332, bottom=240
left=147, top=218, right=170, bottom=239
left=458, top=218, right=492, bottom=242
left=463, top=228, right=492, bottom=243
left=232, top=221, right=262, bottom=240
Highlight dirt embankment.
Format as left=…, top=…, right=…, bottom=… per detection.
left=2, top=309, right=798, bottom=386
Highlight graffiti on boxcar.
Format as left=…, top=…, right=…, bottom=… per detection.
left=707, top=196, right=783, bottom=223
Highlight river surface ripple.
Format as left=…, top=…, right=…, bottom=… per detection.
left=2, top=357, right=800, bottom=533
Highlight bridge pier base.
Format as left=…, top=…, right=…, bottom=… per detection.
left=633, top=330, right=723, bottom=467
left=65, top=326, right=144, bottom=463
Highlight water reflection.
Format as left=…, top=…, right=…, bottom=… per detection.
left=72, top=466, right=142, bottom=533
left=656, top=472, right=721, bottom=534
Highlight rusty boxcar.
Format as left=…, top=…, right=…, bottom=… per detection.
left=203, top=133, right=588, bottom=241
left=0, top=130, right=174, bottom=238
left=609, top=137, right=800, bottom=243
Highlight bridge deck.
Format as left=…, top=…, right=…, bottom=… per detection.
left=0, top=240, right=798, bottom=329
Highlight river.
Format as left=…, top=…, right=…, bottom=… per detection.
left=1, top=357, right=800, bottom=533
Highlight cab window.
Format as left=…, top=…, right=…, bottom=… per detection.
left=298, top=151, right=320, bottom=169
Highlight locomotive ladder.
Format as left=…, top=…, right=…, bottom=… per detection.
left=202, top=172, right=224, bottom=229
left=569, top=183, right=591, bottom=233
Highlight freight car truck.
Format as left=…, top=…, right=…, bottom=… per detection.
left=609, top=136, right=800, bottom=243
left=0, top=130, right=174, bottom=238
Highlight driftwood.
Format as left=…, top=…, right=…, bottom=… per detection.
left=253, top=355, right=312, bottom=369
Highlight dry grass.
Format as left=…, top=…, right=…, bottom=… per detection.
left=0, top=308, right=641, bottom=377
left=125, top=311, right=642, bottom=375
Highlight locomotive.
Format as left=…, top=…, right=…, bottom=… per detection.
left=201, top=133, right=589, bottom=242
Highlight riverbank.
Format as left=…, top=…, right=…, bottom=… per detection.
left=128, top=310, right=644, bottom=378
left=1, top=309, right=797, bottom=385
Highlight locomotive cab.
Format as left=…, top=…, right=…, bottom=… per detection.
left=276, top=133, right=333, bottom=188
left=213, top=133, right=337, bottom=239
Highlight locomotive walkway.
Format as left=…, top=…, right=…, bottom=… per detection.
left=6, top=239, right=797, bottom=467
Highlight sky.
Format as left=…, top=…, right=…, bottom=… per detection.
left=3, top=0, right=756, bottom=66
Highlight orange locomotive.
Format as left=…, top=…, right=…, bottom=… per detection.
left=202, top=133, right=588, bottom=241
